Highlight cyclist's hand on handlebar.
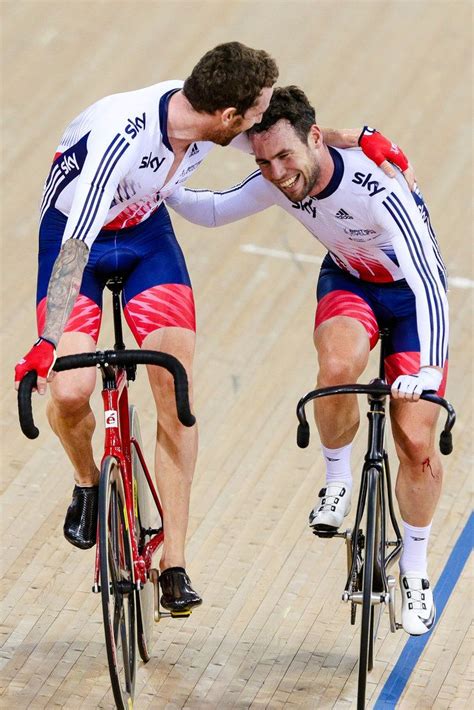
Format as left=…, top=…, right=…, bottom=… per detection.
left=359, top=126, right=415, bottom=190
left=391, top=366, right=443, bottom=401
left=14, top=337, right=56, bottom=395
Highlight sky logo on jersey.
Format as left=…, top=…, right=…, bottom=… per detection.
left=125, top=113, right=146, bottom=139
left=352, top=171, right=386, bottom=197
left=291, top=198, right=317, bottom=218
left=59, top=153, right=79, bottom=175
left=139, top=153, right=166, bottom=172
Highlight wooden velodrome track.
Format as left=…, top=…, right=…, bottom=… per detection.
left=1, top=1, right=472, bottom=708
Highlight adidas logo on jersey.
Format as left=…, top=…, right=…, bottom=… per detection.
left=190, top=143, right=199, bottom=156
left=335, top=208, right=353, bottom=219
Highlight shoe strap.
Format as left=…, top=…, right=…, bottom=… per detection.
left=317, top=486, right=347, bottom=511
left=403, top=576, right=430, bottom=610
left=161, top=566, right=186, bottom=575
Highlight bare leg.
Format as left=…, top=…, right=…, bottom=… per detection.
left=46, top=332, right=99, bottom=486
left=313, top=317, right=370, bottom=446
left=142, top=327, right=198, bottom=572
left=391, top=399, right=442, bottom=526
left=391, top=398, right=441, bottom=634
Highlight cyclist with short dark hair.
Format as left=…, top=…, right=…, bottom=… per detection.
left=166, top=86, right=447, bottom=635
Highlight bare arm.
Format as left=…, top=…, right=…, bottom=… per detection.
left=42, top=238, right=89, bottom=346
left=321, top=127, right=360, bottom=148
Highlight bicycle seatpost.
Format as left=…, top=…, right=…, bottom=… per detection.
left=106, top=277, right=125, bottom=351
left=378, top=328, right=390, bottom=380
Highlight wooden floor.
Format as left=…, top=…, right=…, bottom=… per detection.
left=1, top=1, right=472, bottom=707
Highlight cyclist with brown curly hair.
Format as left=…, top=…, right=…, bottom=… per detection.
left=14, top=42, right=278, bottom=613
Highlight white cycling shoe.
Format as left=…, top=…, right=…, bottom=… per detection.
left=400, top=572, right=436, bottom=635
left=309, top=482, right=351, bottom=534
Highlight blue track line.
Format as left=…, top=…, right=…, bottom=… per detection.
left=374, top=511, right=473, bottom=709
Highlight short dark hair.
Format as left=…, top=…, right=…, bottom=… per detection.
left=248, top=85, right=316, bottom=143
left=183, top=42, right=278, bottom=116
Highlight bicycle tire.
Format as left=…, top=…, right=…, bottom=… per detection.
left=357, top=466, right=379, bottom=710
left=130, top=405, right=162, bottom=663
left=99, top=456, right=137, bottom=710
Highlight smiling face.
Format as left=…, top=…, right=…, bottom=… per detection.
left=251, top=119, right=323, bottom=201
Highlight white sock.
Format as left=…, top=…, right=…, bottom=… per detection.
left=321, top=444, right=352, bottom=487
left=399, top=520, right=432, bottom=577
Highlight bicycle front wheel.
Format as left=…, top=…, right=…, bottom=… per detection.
left=130, top=405, right=162, bottom=663
left=99, top=456, right=137, bottom=710
left=358, top=466, right=380, bottom=710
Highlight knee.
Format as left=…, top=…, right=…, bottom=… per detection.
left=50, top=374, right=94, bottom=415
left=315, top=320, right=369, bottom=386
left=396, top=434, right=435, bottom=469
left=150, top=367, right=194, bottom=423
left=317, top=352, right=365, bottom=386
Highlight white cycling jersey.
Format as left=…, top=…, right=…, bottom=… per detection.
left=40, top=80, right=250, bottom=247
left=166, top=146, right=448, bottom=368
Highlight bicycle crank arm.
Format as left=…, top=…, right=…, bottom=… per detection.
left=149, top=568, right=161, bottom=623
left=387, top=575, right=400, bottom=633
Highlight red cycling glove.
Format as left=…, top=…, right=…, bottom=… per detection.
left=15, top=337, right=56, bottom=387
left=359, top=126, right=409, bottom=172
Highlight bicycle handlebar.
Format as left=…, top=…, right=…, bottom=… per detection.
left=18, top=349, right=196, bottom=439
left=296, top=382, right=456, bottom=455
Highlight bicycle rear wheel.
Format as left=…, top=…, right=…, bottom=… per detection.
left=99, top=456, right=137, bottom=710
left=358, top=466, right=380, bottom=710
left=130, top=405, right=162, bottom=663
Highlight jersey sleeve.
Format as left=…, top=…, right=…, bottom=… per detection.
left=165, top=170, right=275, bottom=227
left=61, top=116, right=136, bottom=248
left=373, top=179, right=449, bottom=369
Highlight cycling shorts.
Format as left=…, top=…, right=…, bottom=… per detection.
left=37, top=205, right=195, bottom=345
left=315, top=254, right=448, bottom=394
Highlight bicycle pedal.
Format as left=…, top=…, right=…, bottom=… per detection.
left=170, top=610, right=192, bottom=618
left=311, top=527, right=338, bottom=538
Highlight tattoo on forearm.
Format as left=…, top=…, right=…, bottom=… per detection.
left=42, top=239, right=89, bottom=346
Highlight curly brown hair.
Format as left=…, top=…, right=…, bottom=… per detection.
left=183, top=42, right=278, bottom=116
left=248, top=86, right=316, bottom=144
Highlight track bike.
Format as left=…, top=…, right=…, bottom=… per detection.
left=18, top=276, right=196, bottom=710
left=295, top=331, right=455, bottom=709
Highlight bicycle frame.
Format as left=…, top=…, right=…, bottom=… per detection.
left=91, top=358, right=164, bottom=594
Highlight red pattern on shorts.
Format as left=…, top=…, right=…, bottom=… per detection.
left=315, top=290, right=379, bottom=348
left=36, top=295, right=102, bottom=342
left=384, top=351, right=448, bottom=395
left=124, top=284, right=196, bottom=346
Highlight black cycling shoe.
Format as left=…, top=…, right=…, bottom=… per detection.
left=63, top=485, right=99, bottom=549
left=159, top=567, right=202, bottom=613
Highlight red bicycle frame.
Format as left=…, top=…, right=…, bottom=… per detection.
left=92, top=367, right=164, bottom=592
